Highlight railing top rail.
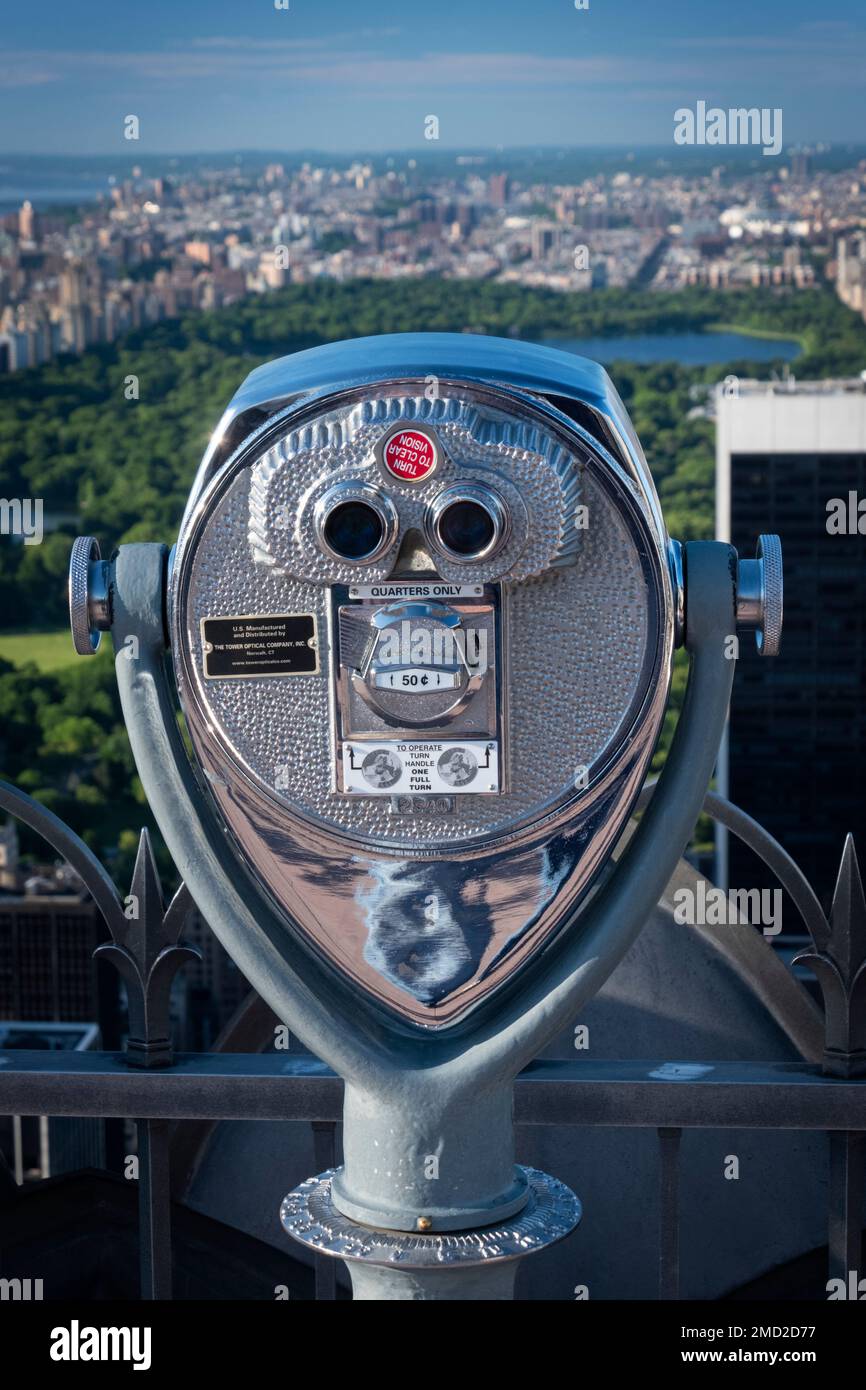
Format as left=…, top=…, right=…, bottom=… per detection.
left=1, top=1050, right=866, bottom=1130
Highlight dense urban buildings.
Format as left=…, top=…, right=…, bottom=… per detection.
left=2, top=146, right=864, bottom=372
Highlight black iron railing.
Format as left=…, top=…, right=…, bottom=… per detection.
left=0, top=778, right=864, bottom=1301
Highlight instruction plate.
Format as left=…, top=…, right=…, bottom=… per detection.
left=341, top=739, right=499, bottom=796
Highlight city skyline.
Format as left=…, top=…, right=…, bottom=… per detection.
left=1, top=141, right=848, bottom=376
left=0, top=1, right=863, bottom=155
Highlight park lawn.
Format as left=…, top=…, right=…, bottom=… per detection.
left=707, top=320, right=812, bottom=350
left=0, top=629, right=80, bottom=672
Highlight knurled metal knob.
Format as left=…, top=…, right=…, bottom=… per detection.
left=68, top=536, right=111, bottom=655
left=736, top=533, right=783, bottom=657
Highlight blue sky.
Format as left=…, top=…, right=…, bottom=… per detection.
left=0, top=0, right=863, bottom=154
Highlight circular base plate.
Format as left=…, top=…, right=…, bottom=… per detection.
left=281, top=1165, right=581, bottom=1269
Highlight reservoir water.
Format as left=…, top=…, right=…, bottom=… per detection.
left=544, top=331, right=801, bottom=366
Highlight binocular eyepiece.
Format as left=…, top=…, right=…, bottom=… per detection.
left=314, top=476, right=509, bottom=567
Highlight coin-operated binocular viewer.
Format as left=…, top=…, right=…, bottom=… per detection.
left=70, top=335, right=782, bottom=1300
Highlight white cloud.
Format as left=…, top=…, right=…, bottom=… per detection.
left=0, top=46, right=712, bottom=90
left=0, top=26, right=862, bottom=93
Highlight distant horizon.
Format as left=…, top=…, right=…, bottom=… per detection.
left=1, top=141, right=858, bottom=161
left=2, top=140, right=859, bottom=216
left=2, top=140, right=860, bottom=216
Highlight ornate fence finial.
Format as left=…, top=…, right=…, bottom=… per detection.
left=95, top=829, right=199, bottom=1069
left=794, top=836, right=866, bottom=1078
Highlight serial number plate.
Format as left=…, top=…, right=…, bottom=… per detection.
left=372, top=667, right=461, bottom=692
left=342, top=740, right=499, bottom=796
left=201, top=614, right=319, bottom=678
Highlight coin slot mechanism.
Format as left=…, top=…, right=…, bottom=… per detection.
left=329, top=582, right=506, bottom=796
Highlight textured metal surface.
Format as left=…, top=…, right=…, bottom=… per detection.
left=280, top=1166, right=580, bottom=1267
left=167, top=344, right=673, bottom=1026
left=756, top=531, right=783, bottom=656
left=247, top=392, right=578, bottom=586
left=68, top=535, right=103, bottom=655
left=182, top=470, right=650, bottom=843
left=111, top=438, right=735, bottom=1244
left=332, top=1077, right=527, bottom=1230
left=179, top=334, right=667, bottom=546
left=735, top=533, right=783, bottom=656
left=111, top=536, right=735, bottom=1232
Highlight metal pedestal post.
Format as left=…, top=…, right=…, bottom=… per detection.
left=108, top=540, right=738, bottom=1306
left=331, top=1076, right=528, bottom=1232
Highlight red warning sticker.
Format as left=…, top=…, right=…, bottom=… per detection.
left=381, top=428, right=438, bottom=483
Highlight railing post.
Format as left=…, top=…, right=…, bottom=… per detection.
left=138, top=1119, right=174, bottom=1300
left=796, top=836, right=866, bottom=1292
left=658, top=1127, right=682, bottom=1300
left=94, top=831, right=198, bottom=1072
left=95, top=830, right=199, bottom=1300
left=828, top=1132, right=865, bottom=1287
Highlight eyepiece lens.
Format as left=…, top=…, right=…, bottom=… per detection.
left=323, top=500, right=385, bottom=561
left=437, top=499, right=496, bottom=558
